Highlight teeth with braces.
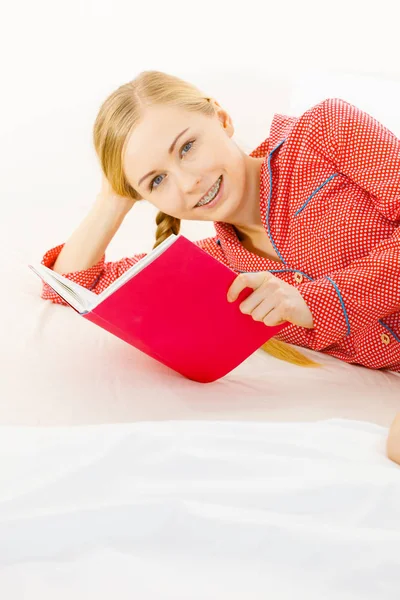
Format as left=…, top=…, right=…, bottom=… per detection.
left=196, top=176, right=222, bottom=207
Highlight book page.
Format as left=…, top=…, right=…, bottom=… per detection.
left=28, top=264, right=92, bottom=312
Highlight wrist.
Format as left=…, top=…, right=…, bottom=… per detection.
left=95, top=192, right=133, bottom=219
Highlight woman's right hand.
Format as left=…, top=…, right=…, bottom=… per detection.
left=51, top=171, right=139, bottom=275
left=98, top=173, right=137, bottom=215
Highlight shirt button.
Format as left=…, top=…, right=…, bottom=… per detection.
left=294, top=272, right=303, bottom=284
left=381, top=333, right=391, bottom=346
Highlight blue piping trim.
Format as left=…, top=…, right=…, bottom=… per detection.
left=294, top=173, right=339, bottom=216
left=378, top=320, right=400, bottom=342
left=267, top=269, right=314, bottom=280
left=325, top=276, right=351, bottom=335
left=236, top=268, right=314, bottom=281
left=266, top=139, right=287, bottom=265
left=89, top=272, right=102, bottom=291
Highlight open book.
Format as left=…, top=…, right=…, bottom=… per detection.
left=29, top=234, right=289, bottom=383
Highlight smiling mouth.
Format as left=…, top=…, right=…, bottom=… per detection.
left=194, top=176, right=223, bottom=208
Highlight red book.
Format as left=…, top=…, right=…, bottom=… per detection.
left=29, top=234, right=289, bottom=383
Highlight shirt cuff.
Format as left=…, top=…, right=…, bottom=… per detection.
left=296, top=276, right=351, bottom=350
left=40, top=243, right=106, bottom=299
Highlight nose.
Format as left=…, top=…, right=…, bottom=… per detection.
left=179, top=171, right=202, bottom=195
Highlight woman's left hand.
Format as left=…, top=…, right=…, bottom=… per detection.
left=227, top=271, right=314, bottom=329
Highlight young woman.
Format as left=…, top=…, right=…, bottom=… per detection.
left=38, top=70, right=400, bottom=462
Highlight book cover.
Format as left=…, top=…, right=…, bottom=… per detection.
left=30, top=235, right=289, bottom=383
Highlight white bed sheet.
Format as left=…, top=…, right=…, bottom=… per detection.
left=2, top=247, right=400, bottom=428
left=0, top=419, right=399, bottom=599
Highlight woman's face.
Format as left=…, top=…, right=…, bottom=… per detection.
left=122, top=100, right=251, bottom=223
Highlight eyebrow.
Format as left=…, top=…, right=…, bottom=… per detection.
left=138, top=127, right=190, bottom=187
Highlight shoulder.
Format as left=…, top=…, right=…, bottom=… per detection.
left=275, top=98, right=360, bottom=149
left=249, top=99, right=356, bottom=158
left=297, top=97, right=358, bottom=130
left=259, top=100, right=346, bottom=151
left=250, top=114, right=300, bottom=157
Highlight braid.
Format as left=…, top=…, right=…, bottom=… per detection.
left=260, top=338, right=321, bottom=367
left=153, top=211, right=181, bottom=249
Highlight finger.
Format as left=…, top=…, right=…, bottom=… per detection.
left=227, top=272, right=268, bottom=302
left=263, top=307, right=285, bottom=327
left=248, top=298, right=276, bottom=321
left=239, top=291, right=273, bottom=316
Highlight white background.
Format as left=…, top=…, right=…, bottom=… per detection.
left=2, top=0, right=400, bottom=260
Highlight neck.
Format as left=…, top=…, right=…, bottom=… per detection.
left=224, top=155, right=265, bottom=239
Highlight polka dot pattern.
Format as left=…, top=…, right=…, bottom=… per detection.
left=40, top=98, right=400, bottom=372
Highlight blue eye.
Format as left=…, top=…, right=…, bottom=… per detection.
left=150, top=139, right=196, bottom=191
left=151, top=175, right=164, bottom=189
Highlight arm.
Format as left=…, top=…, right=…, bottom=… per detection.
left=310, top=97, right=400, bottom=221
left=52, top=193, right=132, bottom=274
left=40, top=192, right=228, bottom=306
left=41, top=243, right=147, bottom=306
left=42, top=234, right=228, bottom=307
left=294, top=98, right=400, bottom=350
left=41, top=191, right=144, bottom=306
left=387, top=413, right=400, bottom=465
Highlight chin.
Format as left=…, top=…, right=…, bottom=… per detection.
left=215, top=196, right=241, bottom=223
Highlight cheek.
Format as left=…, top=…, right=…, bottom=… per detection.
left=153, top=197, right=185, bottom=218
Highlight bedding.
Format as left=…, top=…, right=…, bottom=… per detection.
left=0, top=419, right=399, bottom=598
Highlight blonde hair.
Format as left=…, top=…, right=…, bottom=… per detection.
left=93, top=70, right=321, bottom=369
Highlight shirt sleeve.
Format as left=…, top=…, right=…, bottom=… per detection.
left=295, top=97, right=400, bottom=351
left=40, top=235, right=228, bottom=306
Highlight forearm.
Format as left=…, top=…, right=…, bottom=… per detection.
left=53, top=194, right=130, bottom=274
left=387, top=413, right=400, bottom=465
left=297, top=225, right=400, bottom=351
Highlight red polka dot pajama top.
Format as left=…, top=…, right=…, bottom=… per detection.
left=40, top=98, right=400, bottom=372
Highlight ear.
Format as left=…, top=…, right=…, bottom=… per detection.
left=208, top=98, right=234, bottom=137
